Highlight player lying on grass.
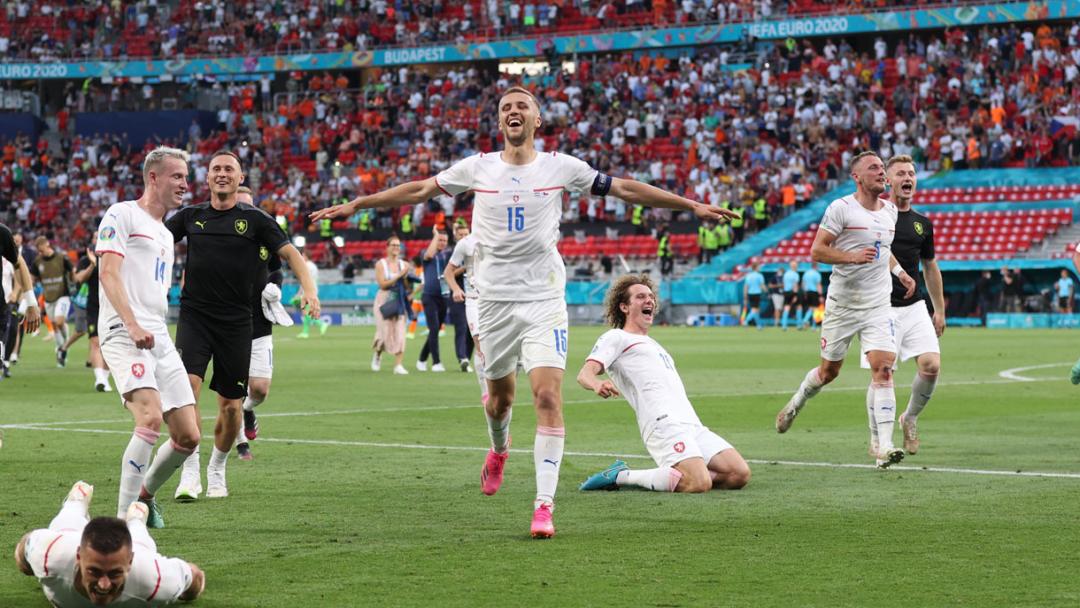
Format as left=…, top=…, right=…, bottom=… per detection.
left=576, top=274, right=751, bottom=492
left=14, top=481, right=205, bottom=606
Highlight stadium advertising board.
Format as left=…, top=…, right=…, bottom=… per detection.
left=0, top=1, right=1072, bottom=80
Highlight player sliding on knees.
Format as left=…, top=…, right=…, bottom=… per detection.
left=774, top=152, right=917, bottom=469
left=310, top=86, right=738, bottom=538
left=577, top=275, right=751, bottom=492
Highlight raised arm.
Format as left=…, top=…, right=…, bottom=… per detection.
left=277, top=244, right=321, bottom=318
left=73, top=252, right=97, bottom=283
left=922, top=258, right=946, bottom=336
left=608, top=177, right=739, bottom=223
left=576, top=359, right=619, bottom=398
left=99, top=252, right=154, bottom=349
left=309, top=177, right=442, bottom=222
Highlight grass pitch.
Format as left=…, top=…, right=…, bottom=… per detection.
left=1, top=325, right=1078, bottom=607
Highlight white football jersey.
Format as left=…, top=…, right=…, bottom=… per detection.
left=96, top=201, right=175, bottom=336
left=436, top=151, right=598, bottom=302
left=24, top=528, right=192, bottom=606
left=448, top=233, right=479, bottom=299
left=587, top=329, right=703, bottom=439
left=818, top=195, right=897, bottom=309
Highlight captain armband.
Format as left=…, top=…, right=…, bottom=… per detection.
left=590, top=173, right=612, bottom=197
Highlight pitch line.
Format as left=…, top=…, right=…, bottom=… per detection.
left=0, top=374, right=1059, bottom=430
left=4, top=424, right=1079, bottom=480
left=997, top=362, right=1070, bottom=382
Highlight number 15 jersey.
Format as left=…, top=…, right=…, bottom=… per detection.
left=95, top=200, right=175, bottom=336
left=436, top=151, right=598, bottom=302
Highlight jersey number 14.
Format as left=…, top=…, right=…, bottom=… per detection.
left=154, top=257, right=167, bottom=284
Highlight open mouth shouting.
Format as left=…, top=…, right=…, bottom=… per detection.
left=641, top=303, right=655, bottom=320
left=506, top=116, right=524, bottom=129
left=898, top=182, right=914, bottom=196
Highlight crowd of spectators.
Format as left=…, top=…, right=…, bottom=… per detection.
left=3, top=21, right=1080, bottom=263
left=0, top=0, right=995, bottom=62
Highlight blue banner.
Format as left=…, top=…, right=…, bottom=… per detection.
left=3, top=1, right=1075, bottom=80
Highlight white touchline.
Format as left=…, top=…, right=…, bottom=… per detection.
left=0, top=374, right=1059, bottom=430
left=3, top=424, right=1079, bottom=480
left=997, top=362, right=1070, bottom=382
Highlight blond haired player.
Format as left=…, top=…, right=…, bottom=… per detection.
left=311, top=86, right=737, bottom=538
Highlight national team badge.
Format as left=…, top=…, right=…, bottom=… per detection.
left=913, top=222, right=924, bottom=236
left=131, top=363, right=145, bottom=378
left=99, top=226, right=116, bottom=241
left=234, top=219, right=249, bottom=234
left=673, top=442, right=685, bottom=454
left=821, top=337, right=828, bottom=350
left=259, top=246, right=269, bottom=261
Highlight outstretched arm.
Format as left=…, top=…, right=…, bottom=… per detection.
left=608, top=177, right=739, bottom=222
left=576, top=360, right=619, bottom=398
left=309, top=177, right=442, bottom=221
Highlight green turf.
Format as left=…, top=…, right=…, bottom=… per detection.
left=2, top=326, right=1079, bottom=607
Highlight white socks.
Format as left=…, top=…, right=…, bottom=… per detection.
left=870, top=381, right=897, bottom=451
left=242, top=395, right=263, bottom=412
left=905, top=373, right=937, bottom=419
left=209, top=446, right=229, bottom=471
left=54, top=324, right=67, bottom=350
left=144, top=439, right=196, bottom=497
left=486, top=409, right=512, bottom=453
left=179, top=449, right=201, bottom=486
left=616, top=466, right=683, bottom=492
left=117, top=427, right=159, bottom=516
left=534, top=426, right=564, bottom=507
left=792, top=367, right=825, bottom=410
left=93, top=368, right=111, bottom=388
left=474, top=354, right=487, bottom=399
left=866, top=384, right=878, bottom=446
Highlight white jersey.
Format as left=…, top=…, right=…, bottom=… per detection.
left=587, top=329, right=703, bottom=438
left=96, top=201, right=174, bottom=336
left=436, top=151, right=598, bottom=302
left=23, top=528, right=192, bottom=606
left=818, top=194, right=897, bottom=309
left=2, top=256, right=12, bottom=301
left=448, top=233, right=479, bottom=299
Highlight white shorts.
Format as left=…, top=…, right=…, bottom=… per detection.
left=820, top=300, right=896, bottom=362
left=477, top=297, right=568, bottom=380
left=465, top=298, right=479, bottom=337
left=46, top=296, right=71, bottom=322
left=860, top=301, right=940, bottom=369
left=249, top=335, right=274, bottom=379
left=100, top=330, right=195, bottom=411
left=644, top=421, right=733, bottom=468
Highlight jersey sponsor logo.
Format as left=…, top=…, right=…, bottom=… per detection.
left=131, top=363, right=145, bottom=378
left=913, top=221, right=924, bottom=236
left=673, top=441, right=685, bottom=454
left=511, top=177, right=521, bottom=184
left=128, top=459, right=146, bottom=472
left=259, top=246, right=269, bottom=261
left=194, top=220, right=207, bottom=229
left=234, top=219, right=248, bottom=234
left=98, top=226, right=116, bottom=241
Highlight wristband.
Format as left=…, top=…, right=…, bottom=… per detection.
left=891, top=265, right=905, bottom=277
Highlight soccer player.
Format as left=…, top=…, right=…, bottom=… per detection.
left=780, top=260, right=802, bottom=331
left=97, top=146, right=203, bottom=525
left=577, top=275, right=751, bottom=492
left=742, top=262, right=766, bottom=329
left=444, top=220, right=487, bottom=403
left=30, top=236, right=75, bottom=366
left=774, top=152, right=917, bottom=469
left=168, top=151, right=320, bottom=500
left=310, top=86, right=736, bottom=537
left=233, top=186, right=291, bottom=461
left=66, top=236, right=112, bottom=391
left=14, top=481, right=205, bottom=605
left=800, top=262, right=823, bottom=329
left=859, top=155, right=944, bottom=456
left=1, top=222, right=41, bottom=364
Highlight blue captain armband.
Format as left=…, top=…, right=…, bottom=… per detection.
left=591, top=173, right=612, bottom=196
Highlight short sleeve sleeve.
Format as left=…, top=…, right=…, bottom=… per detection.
left=920, top=219, right=935, bottom=260
left=449, top=238, right=469, bottom=267
left=435, top=155, right=478, bottom=196
left=254, top=210, right=289, bottom=252
left=0, top=224, right=16, bottom=265
left=560, top=154, right=599, bottom=194
left=23, top=529, right=61, bottom=578
left=819, top=200, right=846, bottom=237
left=164, top=207, right=187, bottom=242
left=148, top=557, right=194, bottom=604
left=586, top=330, right=624, bottom=373
left=96, top=204, right=132, bottom=258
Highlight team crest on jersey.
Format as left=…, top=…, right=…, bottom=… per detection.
left=512, top=195, right=520, bottom=202
left=99, top=226, right=116, bottom=241
left=259, top=246, right=269, bottom=261
left=673, top=442, right=686, bottom=454
left=234, top=219, right=248, bottom=234
left=913, top=221, right=924, bottom=236
left=131, top=363, right=145, bottom=378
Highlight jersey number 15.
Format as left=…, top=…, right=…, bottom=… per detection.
left=507, top=207, right=525, bottom=232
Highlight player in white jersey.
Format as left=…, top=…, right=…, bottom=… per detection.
left=15, top=481, right=205, bottom=606
left=445, top=220, right=487, bottom=403
left=97, top=147, right=200, bottom=526
left=774, top=152, right=917, bottom=469
left=310, top=86, right=736, bottom=537
left=858, top=155, right=944, bottom=456
left=577, top=275, right=751, bottom=492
